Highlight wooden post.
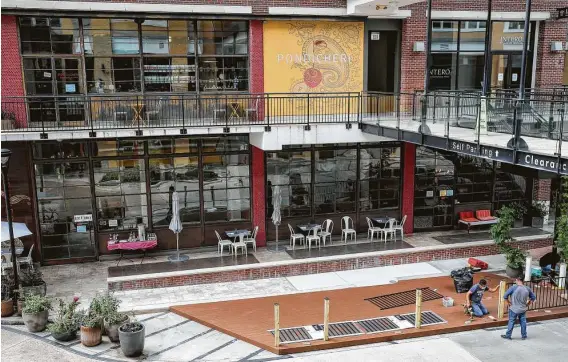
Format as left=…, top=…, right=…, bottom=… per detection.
left=415, top=288, right=422, bottom=329
left=524, top=256, right=532, bottom=282
left=497, top=280, right=507, bottom=319
left=323, top=297, right=330, bottom=341
left=274, top=303, right=280, bottom=347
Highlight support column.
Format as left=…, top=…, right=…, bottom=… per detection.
left=249, top=20, right=265, bottom=120
left=401, top=143, right=416, bottom=235
left=1, top=15, right=26, bottom=128
left=251, top=146, right=266, bottom=245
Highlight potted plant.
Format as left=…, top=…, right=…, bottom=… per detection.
left=21, top=294, right=51, bottom=332
left=118, top=319, right=145, bottom=357
left=19, top=268, right=47, bottom=297
left=529, top=201, right=547, bottom=228
left=1, top=274, right=15, bottom=317
left=491, top=205, right=527, bottom=278
left=509, top=202, right=527, bottom=228
left=555, top=177, right=568, bottom=284
left=48, top=297, right=83, bottom=341
left=100, top=292, right=129, bottom=343
left=80, top=296, right=104, bottom=347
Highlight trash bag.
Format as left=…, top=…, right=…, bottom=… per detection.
left=451, top=267, right=474, bottom=293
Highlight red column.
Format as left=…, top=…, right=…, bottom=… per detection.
left=249, top=20, right=265, bottom=120
left=251, top=146, right=266, bottom=245
left=401, top=143, right=416, bottom=235
left=1, top=15, right=26, bottom=127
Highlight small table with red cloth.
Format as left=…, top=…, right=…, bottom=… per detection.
left=107, top=240, right=158, bottom=265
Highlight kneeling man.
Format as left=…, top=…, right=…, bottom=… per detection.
left=466, top=279, right=499, bottom=317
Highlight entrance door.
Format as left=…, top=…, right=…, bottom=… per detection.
left=491, top=53, right=532, bottom=90
left=367, top=31, right=397, bottom=92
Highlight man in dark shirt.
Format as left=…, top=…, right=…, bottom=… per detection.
left=466, top=279, right=499, bottom=317
left=501, top=278, right=536, bottom=340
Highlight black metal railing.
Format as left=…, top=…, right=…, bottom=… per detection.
left=2, top=92, right=567, bottom=147
left=505, top=277, right=568, bottom=312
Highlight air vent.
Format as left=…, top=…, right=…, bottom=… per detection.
left=366, top=288, right=443, bottom=310
left=357, top=317, right=400, bottom=334
left=396, top=311, right=447, bottom=326
left=269, top=327, right=313, bottom=344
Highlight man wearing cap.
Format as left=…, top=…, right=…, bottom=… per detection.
left=501, top=277, right=537, bottom=340
left=466, top=278, right=500, bottom=317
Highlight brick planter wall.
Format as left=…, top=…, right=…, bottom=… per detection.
left=108, top=237, right=552, bottom=291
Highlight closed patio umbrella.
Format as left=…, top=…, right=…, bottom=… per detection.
left=168, top=191, right=189, bottom=262
left=271, top=185, right=282, bottom=251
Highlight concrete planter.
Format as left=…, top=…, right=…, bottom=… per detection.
left=22, top=310, right=49, bottom=332
left=104, top=315, right=129, bottom=343
left=531, top=217, right=544, bottom=228
left=21, top=283, right=47, bottom=297
left=80, top=325, right=102, bottom=347
left=505, top=265, right=523, bottom=279
left=118, top=323, right=145, bottom=357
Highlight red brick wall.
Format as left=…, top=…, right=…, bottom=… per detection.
left=533, top=178, right=552, bottom=201
left=36, top=0, right=346, bottom=14
left=535, top=18, right=568, bottom=88
left=401, top=143, right=416, bottom=234
left=251, top=146, right=267, bottom=244
left=108, top=237, right=552, bottom=290
left=399, top=1, right=567, bottom=92
left=1, top=15, right=27, bottom=127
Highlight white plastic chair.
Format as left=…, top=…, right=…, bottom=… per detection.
left=215, top=230, right=233, bottom=255
left=232, top=234, right=247, bottom=257
left=366, top=217, right=383, bottom=242
left=16, top=244, right=34, bottom=272
left=243, top=226, right=258, bottom=252
left=1, top=255, right=13, bottom=275
left=245, top=95, right=261, bottom=121
left=383, top=218, right=396, bottom=242
left=393, top=215, right=407, bottom=240
left=288, top=224, right=305, bottom=250
left=318, top=219, right=334, bottom=246
left=341, top=216, right=356, bottom=243
left=306, top=227, right=321, bottom=250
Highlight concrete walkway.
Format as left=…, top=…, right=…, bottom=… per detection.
left=115, top=254, right=508, bottom=313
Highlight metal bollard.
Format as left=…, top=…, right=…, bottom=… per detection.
left=274, top=303, right=280, bottom=347
left=415, top=289, right=422, bottom=329
left=323, top=297, right=330, bottom=341
left=497, top=280, right=507, bottom=319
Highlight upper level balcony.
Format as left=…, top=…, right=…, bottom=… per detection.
left=2, top=89, right=568, bottom=174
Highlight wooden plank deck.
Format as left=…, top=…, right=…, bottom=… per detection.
left=170, top=273, right=568, bottom=355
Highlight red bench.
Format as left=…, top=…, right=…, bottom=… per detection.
left=458, top=210, right=499, bottom=233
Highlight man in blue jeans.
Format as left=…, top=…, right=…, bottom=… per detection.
left=501, top=277, right=536, bottom=340
left=466, top=279, right=499, bottom=317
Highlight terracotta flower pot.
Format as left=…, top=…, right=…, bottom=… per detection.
left=80, top=325, right=102, bottom=347
left=22, top=310, right=49, bottom=332
left=1, top=299, right=14, bottom=317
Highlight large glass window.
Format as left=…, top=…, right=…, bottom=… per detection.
left=20, top=17, right=249, bottom=95
left=455, top=155, right=492, bottom=203
left=314, top=148, right=357, bottom=214
left=359, top=146, right=401, bottom=211
left=414, top=147, right=455, bottom=230
left=34, top=143, right=95, bottom=261
left=266, top=143, right=402, bottom=221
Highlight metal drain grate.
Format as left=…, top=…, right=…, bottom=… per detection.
left=357, top=317, right=400, bottom=334
left=269, top=327, right=313, bottom=344
left=366, top=288, right=443, bottom=310
left=313, top=322, right=363, bottom=338
left=396, top=311, right=447, bottom=326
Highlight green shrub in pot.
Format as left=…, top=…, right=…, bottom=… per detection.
left=80, top=296, right=104, bottom=347
left=1, top=274, right=15, bottom=317
left=99, top=292, right=129, bottom=343
left=21, top=294, right=51, bottom=332
left=491, top=205, right=527, bottom=278
left=19, top=268, right=47, bottom=297
left=48, top=297, right=83, bottom=341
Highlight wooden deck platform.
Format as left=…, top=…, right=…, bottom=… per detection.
left=170, top=273, right=568, bottom=355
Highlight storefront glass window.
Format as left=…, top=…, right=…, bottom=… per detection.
left=454, top=155, right=492, bottom=203
left=359, top=146, right=401, bottom=211
left=314, top=148, right=357, bottom=214
left=35, top=160, right=95, bottom=260
left=430, top=53, right=457, bottom=90
left=20, top=17, right=249, bottom=95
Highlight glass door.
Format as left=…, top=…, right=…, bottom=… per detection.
left=491, top=53, right=532, bottom=91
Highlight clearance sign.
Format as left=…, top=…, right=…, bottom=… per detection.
left=263, top=21, right=364, bottom=104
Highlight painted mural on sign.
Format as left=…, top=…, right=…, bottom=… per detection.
left=263, top=21, right=364, bottom=116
